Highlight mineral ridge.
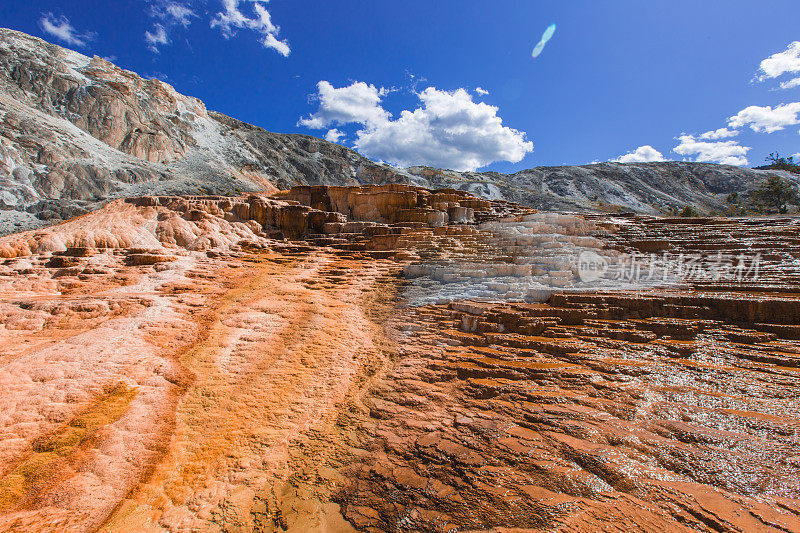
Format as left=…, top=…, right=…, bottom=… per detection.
left=0, top=26, right=799, bottom=533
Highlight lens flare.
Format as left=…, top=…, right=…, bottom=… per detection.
left=532, top=23, right=556, bottom=58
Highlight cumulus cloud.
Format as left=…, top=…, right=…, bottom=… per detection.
left=39, top=13, right=96, bottom=48
left=324, top=129, right=344, bottom=143
left=298, top=81, right=390, bottom=129
left=354, top=87, right=533, bottom=170
left=210, top=0, right=290, bottom=56
left=612, top=145, right=666, bottom=163
left=699, top=127, right=739, bottom=140
left=728, top=102, right=800, bottom=133
left=300, top=82, right=533, bottom=171
left=656, top=43, right=800, bottom=167
left=475, top=87, right=490, bottom=96
left=145, top=24, right=170, bottom=53
left=756, top=41, right=800, bottom=86
left=673, top=135, right=750, bottom=166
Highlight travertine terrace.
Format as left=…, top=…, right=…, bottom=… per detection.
left=0, top=185, right=799, bottom=532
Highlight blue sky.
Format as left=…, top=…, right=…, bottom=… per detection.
left=3, top=0, right=800, bottom=172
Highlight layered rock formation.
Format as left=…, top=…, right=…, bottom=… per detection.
left=0, top=29, right=409, bottom=234
left=284, top=184, right=496, bottom=225
left=337, top=292, right=800, bottom=531
left=1, top=184, right=799, bottom=532
left=2, top=27, right=800, bottom=237
left=328, top=210, right=800, bottom=532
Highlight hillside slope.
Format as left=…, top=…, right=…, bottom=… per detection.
left=404, top=162, right=800, bottom=213
left=1, top=28, right=797, bottom=235
left=0, top=29, right=406, bottom=233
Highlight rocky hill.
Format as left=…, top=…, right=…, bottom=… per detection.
left=0, top=28, right=407, bottom=234
left=404, top=161, right=800, bottom=214
left=1, top=27, right=798, bottom=236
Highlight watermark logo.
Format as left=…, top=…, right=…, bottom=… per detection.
left=576, top=251, right=762, bottom=285
left=577, top=250, right=608, bottom=282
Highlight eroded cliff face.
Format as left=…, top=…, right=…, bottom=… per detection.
left=0, top=185, right=798, bottom=532
left=3, top=27, right=800, bottom=237
left=0, top=29, right=408, bottom=234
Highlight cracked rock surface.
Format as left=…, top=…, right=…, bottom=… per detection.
left=0, top=186, right=798, bottom=532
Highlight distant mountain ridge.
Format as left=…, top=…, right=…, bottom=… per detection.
left=0, top=28, right=797, bottom=234
left=402, top=161, right=800, bottom=213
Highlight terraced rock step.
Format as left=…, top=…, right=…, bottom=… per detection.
left=593, top=214, right=800, bottom=292
left=1, top=187, right=800, bottom=532
left=334, top=292, right=800, bottom=532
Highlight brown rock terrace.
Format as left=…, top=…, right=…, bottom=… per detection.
left=0, top=185, right=798, bottom=532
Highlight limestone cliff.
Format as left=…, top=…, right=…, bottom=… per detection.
left=0, top=28, right=407, bottom=234
left=1, top=27, right=798, bottom=236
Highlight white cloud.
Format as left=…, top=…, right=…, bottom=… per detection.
left=657, top=42, right=800, bottom=168
left=673, top=135, right=750, bottom=166
left=262, top=32, right=291, bottom=57
left=612, top=145, right=666, bottom=163
left=141, top=0, right=288, bottom=55
left=39, top=13, right=96, bottom=48
left=324, top=129, right=344, bottom=143
left=210, top=0, right=290, bottom=56
left=301, top=82, right=533, bottom=171
left=699, top=127, right=738, bottom=140
left=475, top=87, right=489, bottom=96
left=148, top=1, right=197, bottom=27
left=145, top=24, right=170, bottom=53
left=756, top=41, right=800, bottom=84
left=728, top=102, right=800, bottom=133
left=143, top=1, right=197, bottom=53
left=780, top=77, right=800, bottom=90
left=361, top=87, right=531, bottom=170
left=211, top=0, right=275, bottom=36
left=160, top=2, right=196, bottom=27
left=298, top=81, right=390, bottom=129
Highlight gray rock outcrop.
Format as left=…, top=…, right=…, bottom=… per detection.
left=1, top=27, right=797, bottom=235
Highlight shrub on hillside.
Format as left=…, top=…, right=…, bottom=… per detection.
left=747, top=175, right=800, bottom=214
left=754, top=152, right=800, bottom=175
